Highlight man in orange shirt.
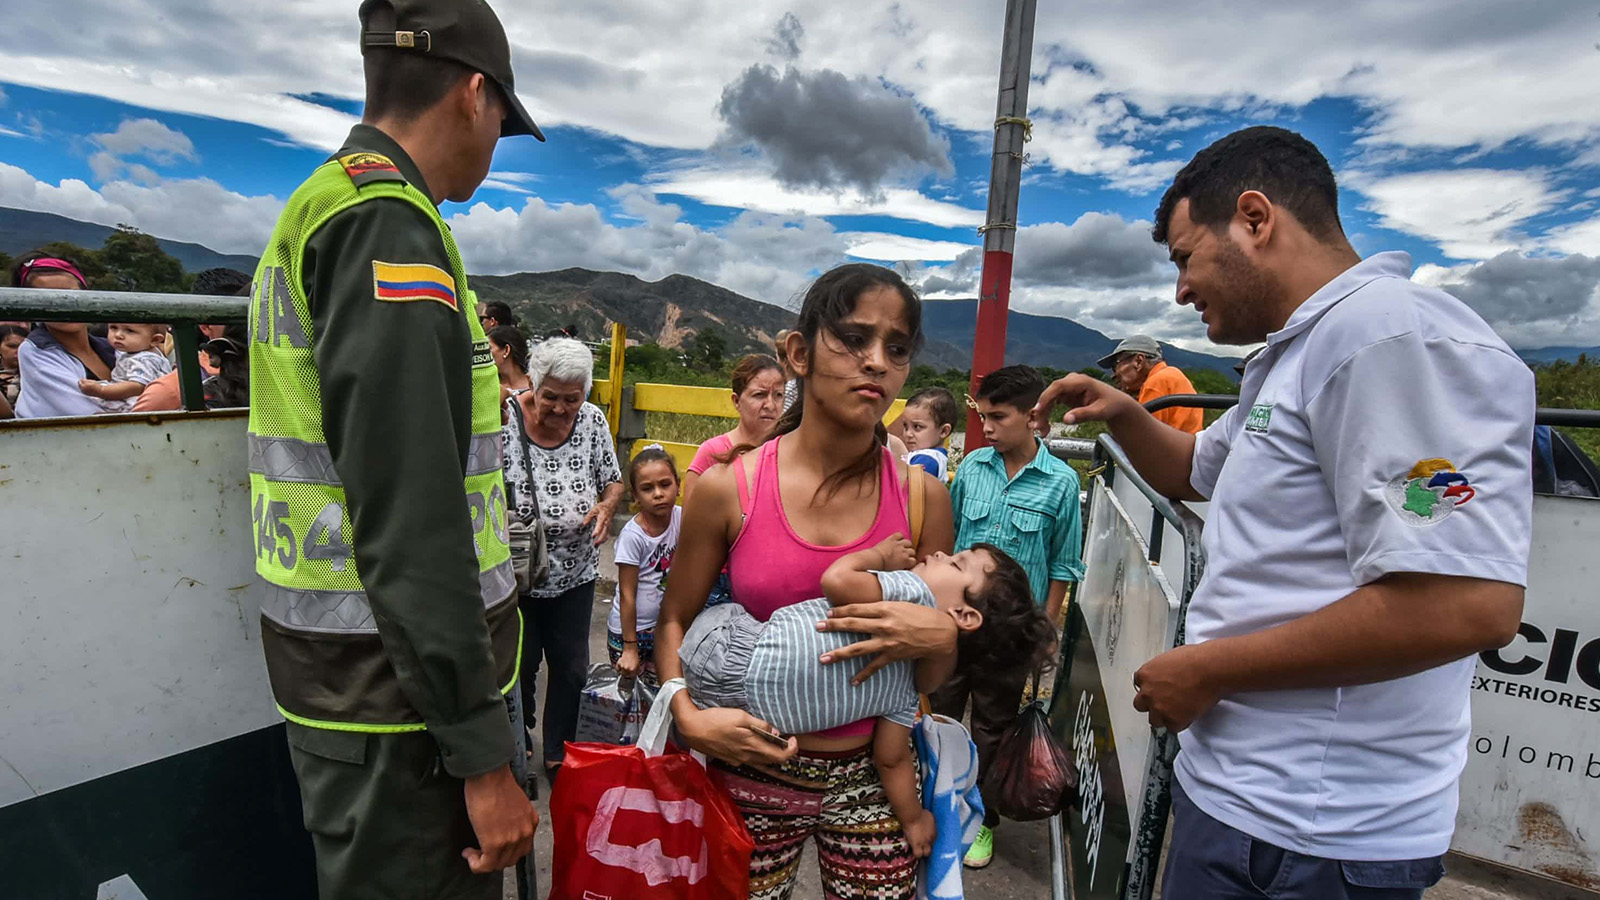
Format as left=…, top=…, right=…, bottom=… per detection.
left=1098, top=334, right=1203, bottom=434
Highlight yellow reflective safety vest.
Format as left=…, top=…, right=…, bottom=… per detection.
left=247, top=155, right=517, bottom=733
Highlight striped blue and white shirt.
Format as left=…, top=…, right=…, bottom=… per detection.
left=951, top=439, right=1085, bottom=605
left=745, top=569, right=936, bottom=733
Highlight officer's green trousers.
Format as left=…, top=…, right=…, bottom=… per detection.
left=286, top=723, right=503, bottom=900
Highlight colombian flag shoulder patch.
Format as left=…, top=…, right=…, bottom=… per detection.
left=372, top=261, right=458, bottom=310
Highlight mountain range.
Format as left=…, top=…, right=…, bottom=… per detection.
left=3, top=205, right=1594, bottom=376
left=0, top=206, right=260, bottom=275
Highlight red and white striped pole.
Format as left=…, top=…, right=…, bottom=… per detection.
left=964, top=0, right=1037, bottom=451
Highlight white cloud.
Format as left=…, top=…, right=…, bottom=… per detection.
left=1347, top=168, right=1566, bottom=259
left=0, top=161, right=129, bottom=225
left=480, top=179, right=535, bottom=195
left=1547, top=217, right=1600, bottom=258
left=1021, top=2, right=1600, bottom=155
left=447, top=185, right=851, bottom=307
left=85, top=115, right=203, bottom=185
left=1012, top=212, right=1168, bottom=287
left=716, top=63, right=953, bottom=194
left=0, top=126, right=25, bottom=139
left=489, top=172, right=541, bottom=184
left=0, top=153, right=857, bottom=306
left=0, top=53, right=356, bottom=151
left=3, top=0, right=1597, bottom=202
left=842, top=233, right=972, bottom=262
left=1420, top=251, right=1600, bottom=348
left=480, top=171, right=544, bottom=195
left=649, top=167, right=983, bottom=229
left=1000, top=281, right=1213, bottom=351
left=98, top=178, right=283, bottom=254
left=914, top=211, right=1171, bottom=295
left=87, top=152, right=122, bottom=182
left=92, top=118, right=196, bottom=164
left=0, top=160, right=282, bottom=254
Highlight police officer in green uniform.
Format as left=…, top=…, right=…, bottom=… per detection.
left=246, top=1, right=544, bottom=896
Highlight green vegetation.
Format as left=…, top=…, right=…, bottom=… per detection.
left=1534, top=356, right=1600, bottom=462
left=591, top=340, right=740, bottom=389
left=689, top=329, right=728, bottom=370
left=592, top=340, right=1600, bottom=473
left=644, top=411, right=730, bottom=446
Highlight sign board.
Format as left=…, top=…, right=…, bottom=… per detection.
left=1057, top=453, right=1600, bottom=892
left=0, top=414, right=315, bottom=898
left=1453, top=494, right=1600, bottom=889
left=1052, top=477, right=1183, bottom=900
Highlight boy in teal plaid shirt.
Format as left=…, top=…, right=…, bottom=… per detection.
left=932, top=364, right=1084, bottom=868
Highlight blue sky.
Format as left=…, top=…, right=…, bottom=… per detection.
left=1, top=0, right=1598, bottom=352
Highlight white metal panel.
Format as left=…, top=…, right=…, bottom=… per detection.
left=1108, top=473, right=1196, bottom=591
left=0, top=413, right=276, bottom=807
left=1453, top=494, right=1600, bottom=888
left=1077, top=479, right=1181, bottom=817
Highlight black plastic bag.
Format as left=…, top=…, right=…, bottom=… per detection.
left=983, top=700, right=1077, bottom=821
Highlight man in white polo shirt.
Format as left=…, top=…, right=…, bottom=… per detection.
left=1032, top=126, right=1532, bottom=898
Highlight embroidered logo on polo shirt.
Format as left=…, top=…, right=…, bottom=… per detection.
left=1243, top=403, right=1274, bottom=434
left=1384, top=458, right=1476, bottom=526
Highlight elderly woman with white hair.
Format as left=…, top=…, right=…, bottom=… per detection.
left=502, top=336, right=623, bottom=778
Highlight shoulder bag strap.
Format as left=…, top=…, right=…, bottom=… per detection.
left=508, top=392, right=541, bottom=520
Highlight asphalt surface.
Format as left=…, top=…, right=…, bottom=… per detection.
left=505, top=539, right=1590, bottom=899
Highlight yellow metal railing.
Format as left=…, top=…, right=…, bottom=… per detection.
left=627, top=381, right=907, bottom=469
left=577, top=328, right=908, bottom=475
left=605, top=321, right=626, bottom=438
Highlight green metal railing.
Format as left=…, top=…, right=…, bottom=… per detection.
left=0, top=287, right=248, bottom=413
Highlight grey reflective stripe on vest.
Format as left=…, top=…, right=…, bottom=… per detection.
left=260, top=558, right=516, bottom=634
left=249, top=433, right=504, bottom=483
left=248, top=434, right=340, bottom=484
left=464, top=432, right=503, bottom=476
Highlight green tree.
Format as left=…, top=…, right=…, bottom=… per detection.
left=1533, top=356, right=1600, bottom=463
left=0, top=250, right=12, bottom=278
left=625, top=342, right=680, bottom=375
left=690, top=329, right=727, bottom=371
left=1188, top=367, right=1240, bottom=396
left=100, top=226, right=186, bottom=293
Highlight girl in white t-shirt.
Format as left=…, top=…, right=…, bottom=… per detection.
left=608, top=444, right=682, bottom=689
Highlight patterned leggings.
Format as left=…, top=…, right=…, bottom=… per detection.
left=711, top=745, right=917, bottom=900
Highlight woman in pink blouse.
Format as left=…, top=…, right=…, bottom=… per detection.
left=682, top=353, right=785, bottom=502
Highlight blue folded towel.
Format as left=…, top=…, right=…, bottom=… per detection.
left=914, top=713, right=985, bottom=900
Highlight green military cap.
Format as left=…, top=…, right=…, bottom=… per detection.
left=359, top=0, right=545, bottom=141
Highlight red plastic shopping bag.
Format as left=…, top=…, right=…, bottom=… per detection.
left=548, top=680, right=753, bottom=900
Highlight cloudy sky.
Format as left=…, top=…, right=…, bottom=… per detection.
left=1, top=1, right=1599, bottom=354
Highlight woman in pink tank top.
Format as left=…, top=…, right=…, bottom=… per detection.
left=655, top=264, right=956, bottom=899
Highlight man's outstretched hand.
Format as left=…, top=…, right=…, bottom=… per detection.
left=1028, top=374, right=1137, bottom=435
left=462, top=764, right=538, bottom=874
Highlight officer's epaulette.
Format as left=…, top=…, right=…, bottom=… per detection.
left=338, top=152, right=407, bottom=187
